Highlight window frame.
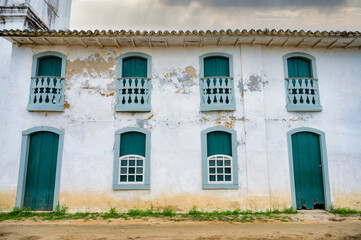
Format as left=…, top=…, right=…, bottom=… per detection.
left=282, top=52, right=322, bottom=112
left=113, top=127, right=151, bottom=190
left=118, top=155, right=145, bottom=184
left=116, top=52, right=152, bottom=112
left=28, top=51, right=67, bottom=112
left=201, top=126, right=238, bottom=189
left=199, top=53, right=235, bottom=111
left=207, top=154, right=233, bottom=183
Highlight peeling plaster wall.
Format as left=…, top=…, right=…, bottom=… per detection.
left=0, top=44, right=360, bottom=212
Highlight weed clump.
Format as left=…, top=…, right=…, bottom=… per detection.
left=330, top=207, right=360, bottom=216
left=101, top=208, right=121, bottom=219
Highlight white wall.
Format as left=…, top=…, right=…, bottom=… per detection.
left=0, top=44, right=360, bottom=212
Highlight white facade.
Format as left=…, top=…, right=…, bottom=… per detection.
left=0, top=40, right=360, bottom=212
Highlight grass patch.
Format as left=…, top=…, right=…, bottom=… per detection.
left=0, top=206, right=301, bottom=223
left=101, top=208, right=121, bottom=219
left=330, top=207, right=361, bottom=216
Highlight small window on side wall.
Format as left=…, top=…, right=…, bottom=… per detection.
left=201, top=127, right=238, bottom=189
left=113, top=128, right=151, bottom=190
left=283, top=52, right=322, bottom=112
left=116, top=52, right=152, bottom=112
left=28, top=52, right=66, bottom=112
left=199, top=53, right=235, bottom=111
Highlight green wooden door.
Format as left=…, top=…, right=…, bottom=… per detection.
left=207, top=131, right=232, bottom=156
left=204, top=56, right=229, bottom=77
left=122, top=57, right=147, bottom=78
left=37, top=56, right=62, bottom=77
left=287, top=57, right=312, bottom=78
left=24, top=131, right=59, bottom=210
left=292, top=132, right=324, bottom=209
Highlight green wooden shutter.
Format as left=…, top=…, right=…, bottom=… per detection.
left=292, top=132, right=324, bottom=209
left=122, top=57, right=147, bottom=78
left=287, top=58, right=312, bottom=78
left=207, top=131, right=232, bottom=157
left=37, top=56, right=62, bottom=77
left=204, top=57, right=229, bottom=77
left=24, top=131, right=59, bottom=210
left=120, top=132, right=146, bottom=157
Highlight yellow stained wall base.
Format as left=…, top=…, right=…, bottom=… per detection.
left=2, top=191, right=360, bottom=212
left=333, top=193, right=361, bottom=210
left=59, top=191, right=248, bottom=212
left=59, top=191, right=295, bottom=212
left=0, top=191, right=16, bottom=211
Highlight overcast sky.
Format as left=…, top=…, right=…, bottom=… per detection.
left=70, top=0, right=361, bottom=31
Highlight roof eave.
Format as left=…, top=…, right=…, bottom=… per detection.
left=1, top=29, right=360, bottom=49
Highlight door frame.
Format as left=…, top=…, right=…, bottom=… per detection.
left=287, top=127, right=331, bottom=210
left=15, top=126, right=65, bottom=211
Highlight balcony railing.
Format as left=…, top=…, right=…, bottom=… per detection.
left=116, top=77, right=151, bottom=111
left=285, top=77, right=322, bottom=111
left=27, top=76, right=65, bottom=111
left=200, top=77, right=235, bottom=111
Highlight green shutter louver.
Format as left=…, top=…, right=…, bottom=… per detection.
left=287, top=57, right=312, bottom=78
left=204, top=56, right=229, bottom=77
left=122, top=57, right=147, bottom=78
left=207, top=131, right=232, bottom=157
left=120, top=132, right=146, bottom=157
left=37, top=56, right=62, bottom=77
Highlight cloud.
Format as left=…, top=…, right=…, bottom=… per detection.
left=70, top=0, right=361, bottom=31
left=159, top=0, right=347, bottom=8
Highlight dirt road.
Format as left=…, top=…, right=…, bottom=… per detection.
left=1, top=220, right=361, bottom=240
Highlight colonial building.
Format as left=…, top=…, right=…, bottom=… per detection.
left=0, top=29, right=360, bottom=212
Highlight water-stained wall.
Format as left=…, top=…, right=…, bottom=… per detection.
left=0, top=44, right=360, bottom=212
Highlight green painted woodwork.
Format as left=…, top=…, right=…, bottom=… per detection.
left=204, top=56, right=229, bottom=77
left=199, top=53, right=235, bottom=111
left=287, top=127, right=331, bottom=211
left=120, top=132, right=146, bottom=157
left=37, top=57, right=62, bottom=77
left=23, top=131, right=59, bottom=210
left=207, top=131, right=232, bottom=157
left=282, top=52, right=317, bottom=79
left=16, top=127, right=64, bottom=211
left=283, top=52, right=322, bottom=112
left=29, top=52, right=67, bottom=112
left=287, top=58, right=311, bottom=78
left=122, top=57, right=147, bottom=77
left=116, top=52, right=152, bottom=112
left=292, top=132, right=325, bottom=209
left=113, top=128, right=151, bottom=190
left=201, top=127, right=238, bottom=189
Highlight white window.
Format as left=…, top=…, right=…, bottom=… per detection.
left=208, top=154, right=233, bottom=183
left=119, top=155, right=145, bottom=184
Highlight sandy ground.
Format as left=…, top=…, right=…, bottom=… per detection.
left=0, top=219, right=361, bottom=240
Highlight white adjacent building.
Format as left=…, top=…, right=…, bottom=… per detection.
left=0, top=29, right=360, bottom=212
left=0, top=0, right=72, bottom=136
